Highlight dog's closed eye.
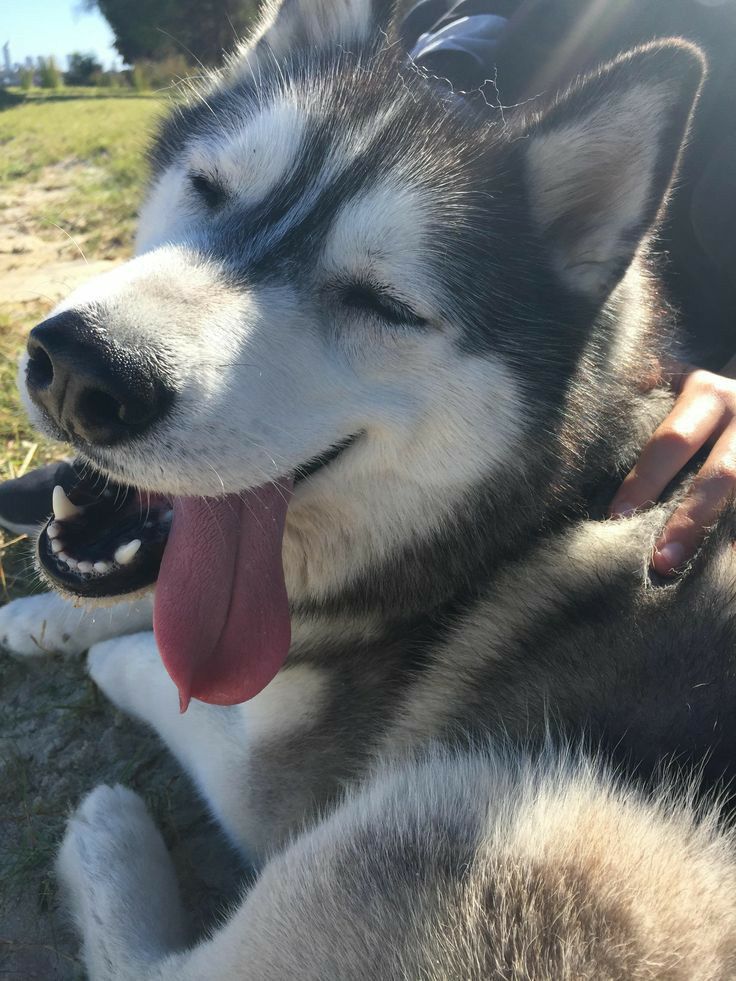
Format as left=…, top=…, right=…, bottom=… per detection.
left=189, top=171, right=228, bottom=210
left=338, top=281, right=428, bottom=328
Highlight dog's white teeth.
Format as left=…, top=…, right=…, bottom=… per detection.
left=65, top=556, right=79, bottom=570
left=114, top=539, right=141, bottom=565
left=77, top=561, right=94, bottom=574
left=57, top=551, right=69, bottom=561
left=52, top=485, right=82, bottom=521
left=47, top=521, right=61, bottom=539
left=50, top=539, right=64, bottom=554
left=94, top=561, right=112, bottom=574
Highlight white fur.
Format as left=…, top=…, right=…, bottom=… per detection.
left=135, top=165, right=193, bottom=255
left=57, top=783, right=187, bottom=978
left=0, top=591, right=153, bottom=658
left=234, top=0, right=377, bottom=77
left=138, top=98, right=311, bottom=256
left=321, top=180, right=440, bottom=310
left=88, top=633, right=326, bottom=857
left=193, top=99, right=308, bottom=207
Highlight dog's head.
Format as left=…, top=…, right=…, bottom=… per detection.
left=21, top=0, right=704, bottom=706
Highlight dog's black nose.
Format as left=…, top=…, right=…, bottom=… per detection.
left=26, top=310, right=173, bottom=446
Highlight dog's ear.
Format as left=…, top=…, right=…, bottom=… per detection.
left=232, top=0, right=397, bottom=70
left=520, top=39, right=705, bottom=301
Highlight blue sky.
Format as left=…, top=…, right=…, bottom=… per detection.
left=3, top=1, right=121, bottom=70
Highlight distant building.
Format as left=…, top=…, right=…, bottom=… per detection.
left=0, top=44, right=44, bottom=87
left=1, top=42, right=22, bottom=86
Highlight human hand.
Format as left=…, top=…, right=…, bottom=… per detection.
left=610, top=361, right=736, bottom=575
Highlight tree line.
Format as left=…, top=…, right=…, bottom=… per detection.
left=84, top=0, right=261, bottom=67
left=19, top=53, right=193, bottom=92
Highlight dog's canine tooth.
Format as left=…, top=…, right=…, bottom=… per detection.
left=77, top=561, right=94, bottom=574
left=114, top=539, right=141, bottom=565
left=93, top=561, right=112, bottom=575
left=52, top=485, right=82, bottom=521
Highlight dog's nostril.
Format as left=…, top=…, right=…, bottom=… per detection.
left=26, top=345, right=54, bottom=391
left=78, top=389, right=126, bottom=431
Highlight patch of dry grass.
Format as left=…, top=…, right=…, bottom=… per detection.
left=0, top=302, right=65, bottom=602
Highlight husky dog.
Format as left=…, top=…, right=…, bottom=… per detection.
left=3, top=0, right=736, bottom=974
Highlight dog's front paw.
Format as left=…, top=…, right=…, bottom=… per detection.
left=0, top=592, right=90, bottom=657
left=58, top=785, right=186, bottom=977
left=58, top=784, right=160, bottom=892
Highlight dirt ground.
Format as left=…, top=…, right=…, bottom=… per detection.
left=0, top=167, right=246, bottom=978
left=0, top=163, right=119, bottom=305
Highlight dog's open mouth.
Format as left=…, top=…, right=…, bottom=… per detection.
left=37, top=436, right=357, bottom=709
left=38, top=478, right=171, bottom=599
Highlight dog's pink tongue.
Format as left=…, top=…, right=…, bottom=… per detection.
left=153, top=483, right=292, bottom=710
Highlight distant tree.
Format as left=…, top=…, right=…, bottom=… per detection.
left=38, top=57, right=62, bottom=89
left=127, top=55, right=192, bottom=92
left=130, top=63, right=150, bottom=91
left=19, top=67, right=34, bottom=91
left=98, top=67, right=122, bottom=88
left=83, top=0, right=260, bottom=67
left=66, top=52, right=104, bottom=86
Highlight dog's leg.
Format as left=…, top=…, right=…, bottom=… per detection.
left=87, top=632, right=251, bottom=851
left=57, top=784, right=188, bottom=981
left=0, top=591, right=153, bottom=658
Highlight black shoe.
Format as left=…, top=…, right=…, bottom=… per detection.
left=0, top=459, right=83, bottom=537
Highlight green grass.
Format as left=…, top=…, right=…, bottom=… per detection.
left=0, top=89, right=164, bottom=598
left=0, top=87, right=160, bottom=186
left=0, top=88, right=163, bottom=254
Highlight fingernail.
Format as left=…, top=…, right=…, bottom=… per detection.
left=654, top=541, right=685, bottom=573
left=611, top=501, right=636, bottom=518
